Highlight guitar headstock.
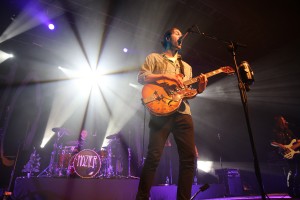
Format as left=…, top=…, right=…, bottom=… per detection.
left=220, top=66, right=235, bottom=75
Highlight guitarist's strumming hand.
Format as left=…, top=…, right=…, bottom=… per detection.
left=163, top=74, right=185, bottom=88
left=143, top=73, right=184, bottom=88
left=197, top=74, right=208, bottom=93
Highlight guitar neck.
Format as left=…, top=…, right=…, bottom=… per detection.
left=184, top=68, right=226, bottom=86
left=272, top=139, right=300, bottom=150
left=271, top=142, right=285, bottom=149
left=292, top=141, right=300, bottom=150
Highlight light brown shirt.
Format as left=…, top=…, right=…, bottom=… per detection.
left=138, top=53, right=193, bottom=115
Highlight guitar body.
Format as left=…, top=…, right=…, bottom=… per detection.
left=271, top=139, right=300, bottom=159
left=142, top=79, right=197, bottom=116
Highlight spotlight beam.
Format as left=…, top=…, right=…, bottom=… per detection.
left=60, top=0, right=93, bottom=70
left=0, top=1, right=64, bottom=43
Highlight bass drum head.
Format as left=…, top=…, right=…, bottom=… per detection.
left=69, top=149, right=101, bottom=178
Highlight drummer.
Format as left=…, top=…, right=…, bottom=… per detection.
left=75, top=129, right=91, bottom=152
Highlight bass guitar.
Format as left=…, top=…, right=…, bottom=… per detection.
left=141, top=66, right=234, bottom=116
left=271, top=139, right=300, bottom=159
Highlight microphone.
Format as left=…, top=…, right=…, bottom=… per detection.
left=178, top=32, right=188, bottom=45
left=239, top=61, right=254, bottom=91
left=178, top=25, right=195, bottom=45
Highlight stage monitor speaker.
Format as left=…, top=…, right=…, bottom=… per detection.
left=215, top=168, right=243, bottom=196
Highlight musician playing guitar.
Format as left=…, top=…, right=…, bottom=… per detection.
left=271, top=115, right=300, bottom=198
left=135, top=26, right=235, bottom=200
left=135, top=27, right=210, bottom=200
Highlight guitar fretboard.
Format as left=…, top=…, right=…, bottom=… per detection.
left=184, top=68, right=226, bottom=86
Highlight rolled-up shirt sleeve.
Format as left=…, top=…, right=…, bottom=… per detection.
left=137, top=55, right=154, bottom=85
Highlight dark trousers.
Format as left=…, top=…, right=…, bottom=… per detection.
left=287, top=154, right=300, bottom=197
left=136, top=113, right=195, bottom=200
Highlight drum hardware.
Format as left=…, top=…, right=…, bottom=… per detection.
left=96, top=144, right=120, bottom=178
left=98, top=149, right=108, bottom=159
left=104, top=145, right=114, bottom=178
left=51, top=127, right=70, bottom=136
left=38, top=128, right=69, bottom=177
left=104, top=134, right=120, bottom=178
left=106, top=133, right=120, bottom=140
left=96, top=148, right=109, bottom=178
left=126, top=147, right=139, bottom=179
left=65, top=140, right=79, bottom=146
left=128, top=148, right=131, bottom=177
left=107, top=144, right=125, bottom=178
left=104, top=134, right=128, bottom=178
left=57, top=146, right=76, bottom=176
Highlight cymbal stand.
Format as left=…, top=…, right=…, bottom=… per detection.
left=128, top=147, right=131, bottom=177
left=38, top=131, right=64, bottom=177
left=127, top=147, right=139, bottom=179
left=106, top=145, right=114, bottom=178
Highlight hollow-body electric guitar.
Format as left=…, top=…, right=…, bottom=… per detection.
left=271, top=139, right=300, bottom=159
left=141, top=66, right=234, bottom=116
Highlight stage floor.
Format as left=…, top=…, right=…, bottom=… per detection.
left=12, top=177, right=294, bottom=200
left=208, top=194, right=293, bottom=199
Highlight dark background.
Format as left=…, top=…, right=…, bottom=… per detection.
left=1, top=0, right=300, bottom=194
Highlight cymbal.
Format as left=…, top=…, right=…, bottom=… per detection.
left=52, top=127, right=61, bottom=132
left=52, top=127, right=70, bottom=135
left=63, top=145, right=77, bottom=151
left=106, top=133, right=120, bottom=140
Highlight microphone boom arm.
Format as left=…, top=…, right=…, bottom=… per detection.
left=191, top=25, right=247, bottom=49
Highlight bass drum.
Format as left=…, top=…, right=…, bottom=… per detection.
left=68, top=149, right=101, bottom=178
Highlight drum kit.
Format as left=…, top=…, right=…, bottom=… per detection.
left=38, top=128, right=134, bottom=179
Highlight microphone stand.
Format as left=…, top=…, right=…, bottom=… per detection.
left=191, top=25, right=267, bottom=200
left=190, top=183, right=210, bottom=200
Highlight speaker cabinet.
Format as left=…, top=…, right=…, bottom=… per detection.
left=215, top=168, right=243, bottom=196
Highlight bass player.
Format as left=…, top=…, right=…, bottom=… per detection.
left=271, top=115, right=300, bottom=198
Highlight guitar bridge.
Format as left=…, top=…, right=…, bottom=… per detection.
left=142, top=91, right=163, bottom=105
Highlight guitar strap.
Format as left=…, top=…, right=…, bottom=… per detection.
left=178, top=57, right=186, bottom=77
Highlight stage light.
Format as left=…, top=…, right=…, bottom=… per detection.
left=197, top=160, right=213, bottom=173
left=48, top=23, right=55, bottom=30
left=123, top=48, right=128, bottom=53
left=0, top=51, right=14, bottom=64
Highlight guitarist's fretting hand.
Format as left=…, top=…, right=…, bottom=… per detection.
left=197, top=74, right=208, bottom=93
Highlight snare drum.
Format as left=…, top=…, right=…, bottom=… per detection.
left=68, top=149, right=101, bottom=178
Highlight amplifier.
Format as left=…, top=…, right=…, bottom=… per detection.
left=215, top=168, right=243, bottom=196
